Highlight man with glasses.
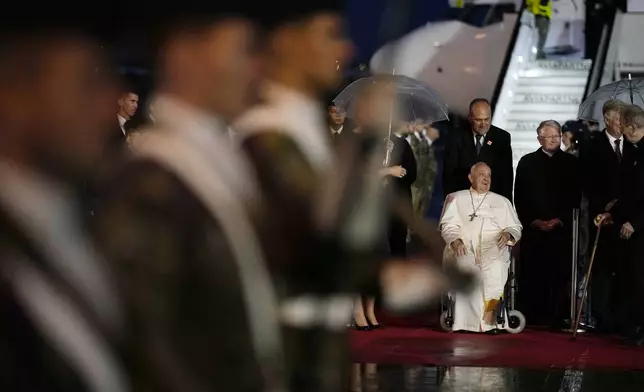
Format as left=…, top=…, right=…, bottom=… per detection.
left=596, top=104, right=644, bottom=345
left=514, top=120, right=581, bottom=329
left=582, top=99, right=633, bottom=334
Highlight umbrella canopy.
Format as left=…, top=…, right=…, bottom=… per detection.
left=332, top=74, right=449, bottom=125
left=578, top=78, right=644, bottom=125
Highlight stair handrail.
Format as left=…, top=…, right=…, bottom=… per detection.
left=490, top=1, right=527, bottom=111
left=583, top=9, right=621, bottom=99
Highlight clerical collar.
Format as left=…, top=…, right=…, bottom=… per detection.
left=541, top=148, right=557, bottom=157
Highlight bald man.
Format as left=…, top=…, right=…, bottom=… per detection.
left=439, top=162, right=522, bottom=333
left=443, top=98, right=514, bottom=201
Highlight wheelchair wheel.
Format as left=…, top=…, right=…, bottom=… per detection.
left=439, top=311, right=453, bottom=332
left=506, top=310, right=526, bottom=334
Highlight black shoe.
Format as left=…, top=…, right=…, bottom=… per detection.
left=369, top=322, right=385, bottom=330
left=351, top=320, right=372, bottom=331
left=485, top=328, right=503, bottom=335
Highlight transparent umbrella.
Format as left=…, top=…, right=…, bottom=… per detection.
left=333, top=74, right=449, bottom=124
left=578, top=77, right=644, bottom=123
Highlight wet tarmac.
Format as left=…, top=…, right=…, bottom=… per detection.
left=350, top=363, right=644, bottom=391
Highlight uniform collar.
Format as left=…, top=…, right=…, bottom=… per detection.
left=235, top=82, right=332, bottom=172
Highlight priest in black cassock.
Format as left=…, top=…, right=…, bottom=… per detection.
left=0, top=12, right=128, bottom=391
left=596, top=105, right=644, bottom=345
left=514, top=120, right=581, bottom=328
left=93, top=7, right=286, bottom=392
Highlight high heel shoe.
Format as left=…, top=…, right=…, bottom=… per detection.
left=351, top=319, right=372, bottom=331
left=368, top=321, right=384, bottom=329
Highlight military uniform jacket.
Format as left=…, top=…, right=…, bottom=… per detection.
left=0, top=164, right=126, bottom=392
left=94, top=95, right=284, bottom=392
left=235, top=83, right=383, bottom=392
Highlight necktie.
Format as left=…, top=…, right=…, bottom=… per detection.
left=475, top=134, right=483, bottom=155
left=615, top=139, right=622, bottom=162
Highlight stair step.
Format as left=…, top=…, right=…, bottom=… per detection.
left=527, top=59, right=592, bottom=71
left=516, top=76, right=589, bottom=87
left=511, top=93, right=582, bottom=105
left=505, top=120, right=548, bottom=131
left=506, top=111, right=579, bottom=122
left=510, top=85, right=586, bottom=95
left=493, top=57, right=591, bottom=169
left=517, top=68, right=590, bottom=78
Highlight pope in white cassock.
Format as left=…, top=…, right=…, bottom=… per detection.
left=439, top=162, right=522, bottom=333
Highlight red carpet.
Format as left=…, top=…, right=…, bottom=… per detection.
left=350, top=327, right=644, bottom=370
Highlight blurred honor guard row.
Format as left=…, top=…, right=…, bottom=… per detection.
left=0, top=3, right=475, bottom=392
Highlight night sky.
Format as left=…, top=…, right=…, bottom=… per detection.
left=346, top=0, right=453, bottom=63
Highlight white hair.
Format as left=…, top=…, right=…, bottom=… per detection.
left=536, top=120, right=562, bottom=136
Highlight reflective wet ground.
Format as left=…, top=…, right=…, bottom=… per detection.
left=350, top=363, right=644, bottom=391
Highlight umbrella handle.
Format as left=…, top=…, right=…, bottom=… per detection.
left=384, top=71, right=395, bottom=167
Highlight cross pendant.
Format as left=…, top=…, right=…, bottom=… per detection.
left=469, top=213, right=477, bottom=221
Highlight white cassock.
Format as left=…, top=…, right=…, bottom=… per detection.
left=439, top=189, right=522, bottom=332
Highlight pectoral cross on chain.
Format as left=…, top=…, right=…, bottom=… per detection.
left=469, top=212, right=477, bottom=221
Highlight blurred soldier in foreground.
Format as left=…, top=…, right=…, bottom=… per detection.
left=234, top=4, right=357, bottom=390
left=0, top=15, right=127, bottom=391
left=93, top=7, right=285, bottom=392
left=235, top=3, right=456, bottom=391
left=440, top=163, right=522, bottom=333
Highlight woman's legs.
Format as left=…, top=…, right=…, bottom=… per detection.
left=365, top=297, right=380, bottom=326
left=353, top=296, right=369, bottom=327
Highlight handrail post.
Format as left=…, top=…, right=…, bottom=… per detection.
left=569, top=208, right=580, bottom=330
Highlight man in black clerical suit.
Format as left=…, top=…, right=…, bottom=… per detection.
left=515, top=120, right=581, bottom=328
left=93, top=8, right=286, bottom=392
left=443, top=98, right=514, bottom=201
left=596, top=105, right=644, bottom=345
left=581, top=99, right=632, bottom=333
left=0, top=13, right=127, bottom=391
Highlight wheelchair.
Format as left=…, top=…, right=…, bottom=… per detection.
left=439, top=254, right=526, bottom=334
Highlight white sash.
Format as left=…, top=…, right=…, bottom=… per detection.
left=132, top=127, right=285, bottom=391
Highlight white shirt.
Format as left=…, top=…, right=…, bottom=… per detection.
left=605, top=130, right=623, bottom=155
left=117, top=114, right=127, bottom=135
left=330, top=125, right=343, bottom=136
left=473, top=132, right=487, bottom=146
